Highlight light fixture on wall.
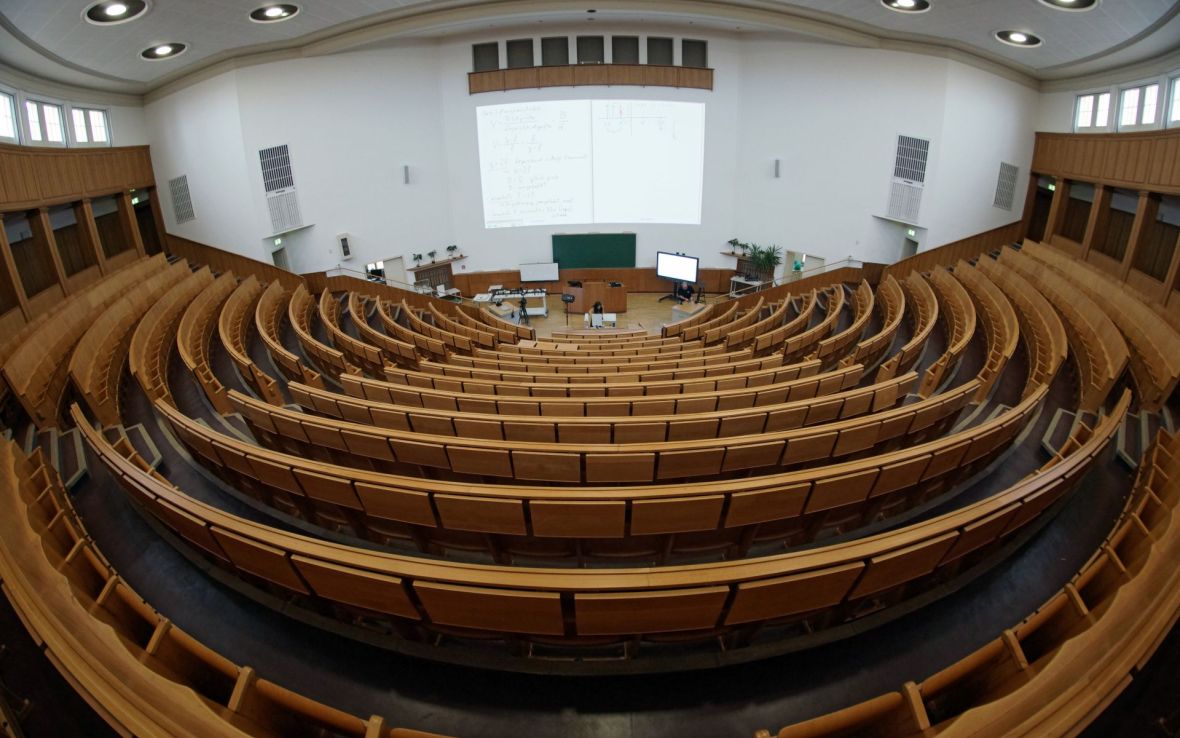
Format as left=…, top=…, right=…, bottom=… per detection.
left=994, top=30, right=1042, bottom=48
left=249, top=4, right=300, bottom=23
left=84, top=0, right=148, bottom=25
left=881, top=0, right=931, bottom=13
left=141, top=42, right=187, bottom=60
left=773, top=159, right=781, bottom=178
left=403, top=165, right=410, bottom=185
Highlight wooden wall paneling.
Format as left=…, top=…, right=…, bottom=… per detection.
left=469, top=64, right=713, bottom=94
left=116, top=191, right=146, bottom=258
left=0, top=144, right=155, bottom=211
left=147, top=188, right=169, bottom=255
left=0, top=214, right=29, bottom=318
left=1119, top=192, right=1154, bottom=280
left=573, top=65, right=610, bottom=86
left=1076, top=184, right=1105, bottom=254
left=7, top=215, right=57, bottom=299
left=881, top=221, right=1023, bottom=281
left=29, top=208, right=69, bottom=295
left=503, top=67, right=538, bottom=89
left=1031, top=130, right=1180, bottom=195
left=95, top=203, right=127, bottom=259
left=75, top=200, right=108, bottom=276
left=1043, top=178, right=1068, bottom=243
left=53, top=212, right=96, bottom=278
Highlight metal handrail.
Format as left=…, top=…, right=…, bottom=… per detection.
left=722, top=256, right=863, bottom=300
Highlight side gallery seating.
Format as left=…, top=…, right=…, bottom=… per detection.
left=756, top=424, right=1179, bottom=738
left=0, top=439, right=448, bottom=738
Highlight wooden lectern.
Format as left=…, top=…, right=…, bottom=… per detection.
left=565, top=281, right=628, bottom=313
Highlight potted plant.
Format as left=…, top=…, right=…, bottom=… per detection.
left=427, top=250, right=437, bottom=263
left=750, top=243, right=782, bottom=282
left=412, top=253, right=423, bottom=267
left=446, top=244, right=459, bottom=259
left=726, top=238, right=740, bottom=254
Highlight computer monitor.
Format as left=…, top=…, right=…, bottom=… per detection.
left=656, top=252, right=699, bottom=283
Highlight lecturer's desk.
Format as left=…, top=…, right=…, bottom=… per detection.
left=566, top=281, right=627, bottom=313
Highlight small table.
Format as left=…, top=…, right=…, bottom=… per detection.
left=473, top=293, right=493, bottom=303
left=729, top=276, right=763, bottom=297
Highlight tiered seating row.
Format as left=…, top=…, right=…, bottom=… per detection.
left=346, top=292, right=420, bottom=368
left=919, top=266, right=977, bottom=397
left=725, top=298, right=790, bottom=350
left=318, top=288, right=385, bottom=376
left=178, top=272, right=239, bottom=415
left=997, top=247, right=1128, bottom=414
left=877, top=272, right=937, bottom=383
left=69, top=259, right=191, bottom=426
left=341, top=364, right=863, bottom=415
left=480, top=305, right=535, bottom=341
left=449, top=303, right=519, bottom=344
left=3, top=254, right=168, bottom=427
left=400, top=300, right=477, bottom=354
left=229, top=374, right=980, bottom=483
left=288, top=284, right=357, bottom=382
left=815, top=280, right=874, bottom=365
left=705, top=297, right=768, bottom=345
left=1023, top=239, right=1180, bottom=411
left=844, top=275, right=905, bottom=371
left=377, top=301, right=447, bottom=360
left=473, top=338, right=718, bottom=363
left=449, top=344, right=749, bottom=374
left=129, top=267, right=214, bottom=406
left=662, top=301, right=715, bottom=338
left=377, top=355, right=826, bottom=398
left=952, top=261, right=1021, bottom=402
left=254, top=281, right=323, bottom=388
left=0, top=440, right=446, bottom=738
left=411, top=352, right=787, bottom=385
left=754, top=290, right=817, bottom=356
left=758, top=414, right=1176, bottom=738
left=975, top=258, right=1068, bottom=399
left=218, top=276, right=286, bottom=406
left=784, top=286, right=847, bottom=362
left=289, top=371, right=917, bottom=445
left=426, top=303, right=496, bottom=349
left=80, top=389, right=1128, bottom=644
left=679, top=301, right=740, bottom=342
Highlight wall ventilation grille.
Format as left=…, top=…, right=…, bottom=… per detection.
left=892, top=135, right=930, bottom=183
left=258, top=144, right=302, bottom=233
left=886, top=134, right=930, bottom=223
left=168, top=175, right=195, bottom=224
left=993, top=162, right=1019, bottom=211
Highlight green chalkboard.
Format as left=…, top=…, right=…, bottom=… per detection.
left=552, top=233, right=637, bottom=269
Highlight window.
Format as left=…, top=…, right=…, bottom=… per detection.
left=1074, top=91, right=1110, bottom=130
left=24, top=99, right=65, bottom=144
left=541, top=37, right=569, bottom=66
left=647, top=37, right=674, bottom=65
left=682, top=39, right=707, bottom=68
left=1119, top=83, right=1160, bottom=129
left=576, top=36, right=604, bottom=64
left=613, top=36, right=639, bottom=64
left=472, top=42, right=499, bottom=72
left=506, top=39, right=533, bottom=68
left=70, top=107, right=110, bottom=146
left=0, top=90, right=17, bottom=143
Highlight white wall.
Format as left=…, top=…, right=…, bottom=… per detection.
left=140, top=26, right=1043, bottom=277
left=144, top=72, right=262, bottom=259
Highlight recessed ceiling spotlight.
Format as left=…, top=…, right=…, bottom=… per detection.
left=83, top=0, right=148, bottom=25
left=1037, top=0, right=1098, bottom=10
left=995, top=30, right=1042, bottom=47
left=140, top=42, right=187, bottom=60
left=882, top=0, right=931, bottom=13
left=249, top=4, right=300, bottom=23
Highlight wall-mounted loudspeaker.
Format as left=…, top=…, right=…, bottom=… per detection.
left=403, top=165, right=410, bottom=185
left=774, top=159, right=781, bottom=178
left=337, top=232, right=352, bottom=260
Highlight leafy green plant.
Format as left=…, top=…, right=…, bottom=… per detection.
left=412, top=253, right=423, bottom=264
left=746, top=243, right=782, bottom=280
left=446, top=244, right=459, bottom=256
left=427, top=250, right=438, bottom=262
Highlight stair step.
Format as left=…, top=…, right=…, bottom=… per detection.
left=56, top=427, right=88, bottom=489
left=217, top=412, right=255, bottom=443
left=1041, top=407, right=1077, bottom=458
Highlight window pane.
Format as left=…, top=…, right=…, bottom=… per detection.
left=682, top=39, right=707, bottom=68
left=541, top=37, right=569, bottom=66
left=612, top=36, right=639, bottom=64
left=472, top=42, right=498, bottom=72
left=1096, top=93, right=1111, bottom=127
left=647, top=37, right=673, bottom=65
left=1171, top=79, right=1180, bottom=123
left=89, top=109, right=108, bottom=142
left=1142, top=84, right=1158, bottom=125
left=1121, top=87, right=1140, bottom=127
left=25, top=100, right=41, bottom=141
left=72, top=109, right=88, bottom=142
left=0, top=93, right=14, bottom=139
left=1076, top=94, right=1094, bottom=128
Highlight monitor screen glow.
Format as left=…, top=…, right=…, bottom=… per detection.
left=656, top=252, right=699, bottom=283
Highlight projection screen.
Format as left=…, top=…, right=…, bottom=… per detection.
left=477, top=100, right=705, bottom=228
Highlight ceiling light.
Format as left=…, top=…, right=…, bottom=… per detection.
left=995, top=30, right=1042, bottom=47
left=1037, top=0, right=1098, bottom=10
left=249, top=4, right=300, bottom=22
left=83, top=0, right=148, bottom=25
left=140, top=42, right=187, bottom=60
left=882, top=0, right=931, bottom=12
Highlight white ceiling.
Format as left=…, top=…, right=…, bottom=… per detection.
left=1, top=0, right=1178, bottom=97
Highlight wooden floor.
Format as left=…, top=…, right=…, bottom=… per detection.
left=503, top=292, right=708, bottom=338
